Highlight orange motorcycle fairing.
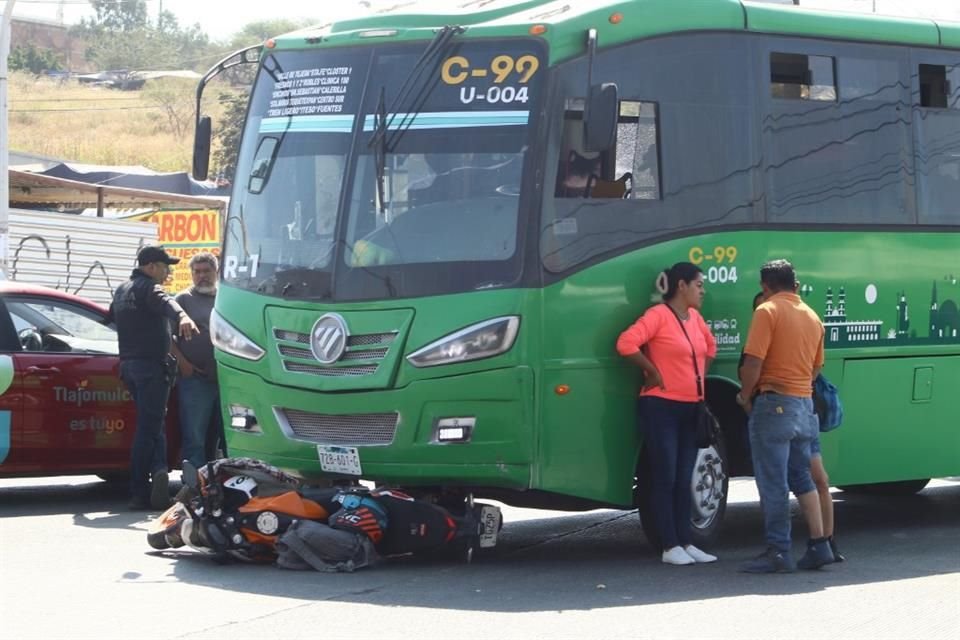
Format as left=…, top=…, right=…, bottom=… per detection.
left=237, top=491, right=329, bottom=520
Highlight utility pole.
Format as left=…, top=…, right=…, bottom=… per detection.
left=0, top=0, right=18, bottom=279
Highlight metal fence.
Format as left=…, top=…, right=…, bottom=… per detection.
left=8, top=209, right=158, bottom=306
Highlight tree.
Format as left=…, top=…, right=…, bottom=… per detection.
left=86, top=0, right=149, bottom=32
left=8, top=45, right=63, bottom=74
left=74, top=1, right=213, bottom=72
left=143, top=78, right=196, bottom=139
left=81, top=30, right=176, bottom=71
left=212, top=91, right=249, bottom=184
left=226, top=19, right=311, bottom=49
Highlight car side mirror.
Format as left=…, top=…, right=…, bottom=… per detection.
left=583, top=83, right=619, bottom=153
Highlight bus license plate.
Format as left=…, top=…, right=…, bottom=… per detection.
left=317, top=445, right=362, bottom=476
left=478, top=505, right=501, bottom=548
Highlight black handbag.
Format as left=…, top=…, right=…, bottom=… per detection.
left=664, top=305, right=720, bottom=449
left=693, top=402, right=721, bottom=449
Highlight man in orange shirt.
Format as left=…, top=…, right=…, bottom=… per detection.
left=737, top=260, right=834, bottom=573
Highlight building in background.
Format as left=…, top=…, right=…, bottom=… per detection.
left=10, top=16, right=89, bottom=73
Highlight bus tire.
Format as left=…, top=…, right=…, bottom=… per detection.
left=688, top=434, right=729, bottom=548
left=636, top=431, right=729, bottom=552
left=838, top=479, right=930, bottom=496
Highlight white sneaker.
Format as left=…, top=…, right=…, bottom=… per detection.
left=684, top=545, right=718, bottom=563
left=661, top=546, right=696, bottom=565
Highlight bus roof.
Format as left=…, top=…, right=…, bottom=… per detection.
left=272, top=0, right=960, bottom=62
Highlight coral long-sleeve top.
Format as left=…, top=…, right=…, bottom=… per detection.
left=616, top=304, right=717, bottom=402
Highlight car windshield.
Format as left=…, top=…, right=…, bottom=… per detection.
left=222, top=40, right=545, bottom=301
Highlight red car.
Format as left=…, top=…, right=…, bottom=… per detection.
left=0, top=281, right=180, bottom=480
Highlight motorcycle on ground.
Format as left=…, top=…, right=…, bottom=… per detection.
left=146, top=457, right=502, bottom=568
left=146, top=457, right=331, bottom=563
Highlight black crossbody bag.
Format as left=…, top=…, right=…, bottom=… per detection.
left=664, top=304, right=720, bottom=449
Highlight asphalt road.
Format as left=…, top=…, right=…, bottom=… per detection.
left=1, top=476, right=958, bottom=640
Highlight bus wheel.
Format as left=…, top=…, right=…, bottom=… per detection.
left=838, top=479, right=930, bottom=496
left=689, top=436, right=729, bottom=548
left=635, top=432, right=729, bottom=551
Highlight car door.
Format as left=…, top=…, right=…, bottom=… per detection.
left=6, top=295, right=134, bottom=475
left=0, top=298, right=23, bottom=472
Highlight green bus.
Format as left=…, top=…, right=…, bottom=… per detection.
left=194, top=0, right=960, bottom=546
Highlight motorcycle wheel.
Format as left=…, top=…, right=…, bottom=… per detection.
left=147, top=531, right=170, bottom=550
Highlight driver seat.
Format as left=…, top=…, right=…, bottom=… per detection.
left=586, top=172, right=633, bottom=199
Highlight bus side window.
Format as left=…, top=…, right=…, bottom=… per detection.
left=553, top=99, right=660, bottom=200
left=554, top=98, right=601, bottom=197
left=614, top=101, right=660, bottom=200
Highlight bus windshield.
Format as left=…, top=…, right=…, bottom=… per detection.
left=223, top=40, right=545, bottom=301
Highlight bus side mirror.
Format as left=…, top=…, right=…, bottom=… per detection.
left=583, top=83, right=618, bottom=152
left=193, top=115, right=213, bottom=181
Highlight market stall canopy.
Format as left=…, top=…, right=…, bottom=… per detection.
left=36, top=162, right=227, bottom=197
left=8, top=168, right=226, bottom=215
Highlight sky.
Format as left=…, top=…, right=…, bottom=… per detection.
left=9, top=0, right=378, bottom=40
left=9, top=0, right=960, bottom=40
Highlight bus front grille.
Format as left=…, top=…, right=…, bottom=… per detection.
left=277, top=409, right=399, bottom=446
left=274, top=329, right=397, bottom=348
left=282, top=361, right=378, bottom=376
left=278, top=344, right=389, bottom=362
left=273, top=328, right=396, bottom=376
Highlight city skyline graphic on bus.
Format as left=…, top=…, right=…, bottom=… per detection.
left=799, top=276, right=960, bottom=347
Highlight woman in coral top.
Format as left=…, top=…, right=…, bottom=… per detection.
left=616, top=262, right=718, bottom=566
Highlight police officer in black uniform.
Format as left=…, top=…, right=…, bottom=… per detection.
left=109, top=246, right=198, bottom=510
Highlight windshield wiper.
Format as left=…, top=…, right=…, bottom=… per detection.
left=372, top=87, right=388, bottom=216
left=367, top=25, right=465, bottom=214
left=385, top=25, right=464, bottom=151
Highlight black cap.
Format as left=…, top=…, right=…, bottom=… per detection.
left=137, top=245, right=180, bottom=266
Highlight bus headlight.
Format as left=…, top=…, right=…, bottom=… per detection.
left=406, top=316, right=520, bottom=368
left=210, top=309, right=266, bottom=361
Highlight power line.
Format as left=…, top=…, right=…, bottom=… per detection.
left=11, top=96, right=146, bottom=102
left=10, top=105, right=163, bottom=112
left=14, top=1, right=159, bottom=5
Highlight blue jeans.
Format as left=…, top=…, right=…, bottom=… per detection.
left=177, top=374, right=220, bottom=469
left=120, top=359, right=172, bottom=502
left=810, top=432, right=822, bottom=456
left=748, top=392, right=818, bottom=552
left=638, top=396, right=699, bottom=550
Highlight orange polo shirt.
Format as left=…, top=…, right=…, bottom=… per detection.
left=616, top=304, right=717, bottom=403
left=743, top=292, right=825, bottom=398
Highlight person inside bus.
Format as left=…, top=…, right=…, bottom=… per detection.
left=555, top=149, right=602, bottom=198
left=616, top=262, right=718, bottom=565
left=736, top=260, right=834, bottom=573
left=740, top=289, right=844, bottom=564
